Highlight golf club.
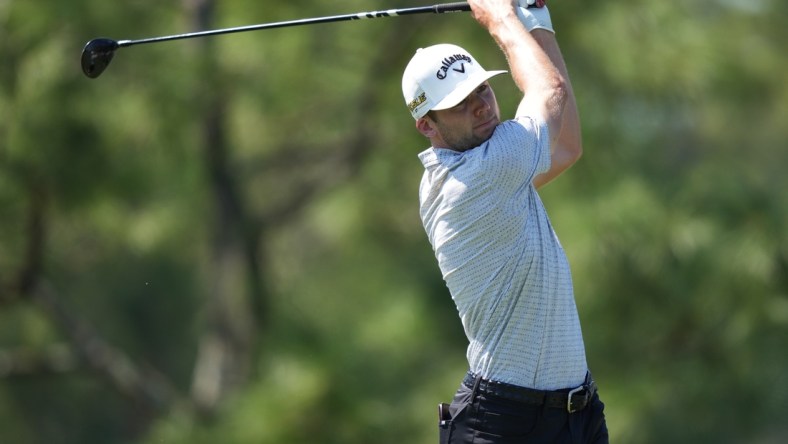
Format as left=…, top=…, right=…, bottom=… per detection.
left=82, top=1, right=540, bottom=79
left=82, top=2, right=479, bottom=79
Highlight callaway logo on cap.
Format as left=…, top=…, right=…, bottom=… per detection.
left=402, top=43, right=507, bottom=119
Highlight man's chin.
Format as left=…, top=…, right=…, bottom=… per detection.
left=477, top=124, right=498, bottom=142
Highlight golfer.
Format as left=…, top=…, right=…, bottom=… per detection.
left=401, top=0, right=608, bottom=442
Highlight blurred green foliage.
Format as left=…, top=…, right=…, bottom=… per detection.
left=1, top=0, right=786, bottom=443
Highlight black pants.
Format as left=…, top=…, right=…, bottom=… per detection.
left=439, top=374, right=609, bottom=444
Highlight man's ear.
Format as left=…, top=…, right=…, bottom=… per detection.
left=416, top=116, right=437, bottom=138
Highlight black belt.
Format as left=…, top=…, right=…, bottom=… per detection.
left=462, top=372, right=597, bottom=413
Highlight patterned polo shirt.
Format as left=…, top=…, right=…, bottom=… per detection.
left=418, top=115, right=587, bottom=390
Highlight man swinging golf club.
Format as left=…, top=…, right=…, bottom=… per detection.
left=402, top=0, right=609, bottom=442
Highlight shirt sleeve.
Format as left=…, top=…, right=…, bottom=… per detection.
left=477, top=115, right=551, bottom=191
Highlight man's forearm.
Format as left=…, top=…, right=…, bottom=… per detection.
left=489, top=12, right=564, bottom=99
left=532, top=30, right=583, bottom=188
left=534, top=31, right=581, bottom=152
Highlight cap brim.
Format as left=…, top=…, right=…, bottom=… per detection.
left=431, top=70, right=507, bottom=111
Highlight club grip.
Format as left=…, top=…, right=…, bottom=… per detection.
left=432, top=1, right=537, bottom=13
left=433, top=2, right=472, bottom=13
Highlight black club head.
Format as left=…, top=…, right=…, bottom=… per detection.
left=81, top=38, right=120, bottom=78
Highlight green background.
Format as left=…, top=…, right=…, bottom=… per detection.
left=1, top=0, right=786, bottom=442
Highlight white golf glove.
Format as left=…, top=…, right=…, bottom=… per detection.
left=517, top=0, right=554, bottom=34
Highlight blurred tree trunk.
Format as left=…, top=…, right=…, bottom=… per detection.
left=184, top=0, right=260, bottom=416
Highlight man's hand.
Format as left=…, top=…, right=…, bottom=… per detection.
left=467, top=0, right=520, bottom=29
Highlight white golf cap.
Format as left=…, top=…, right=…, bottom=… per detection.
left=402, top=43, right=507, bottom=119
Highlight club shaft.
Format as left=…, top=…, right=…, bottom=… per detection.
left=117, top=2, right=471, bottom=48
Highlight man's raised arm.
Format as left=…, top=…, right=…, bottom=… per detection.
left=468, top=0, right=567, bottom=146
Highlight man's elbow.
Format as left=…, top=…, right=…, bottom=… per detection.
left=569, top=141, right=583, bottom=164
left=556, top=142, right=582, bottom=176
left=557, top=143, right=581, bottom=174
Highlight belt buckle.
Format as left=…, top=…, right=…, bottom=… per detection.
left=567, top=385, right=585, bottom=413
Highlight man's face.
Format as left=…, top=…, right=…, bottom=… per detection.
left=421, top=82, right=501, bottom=152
